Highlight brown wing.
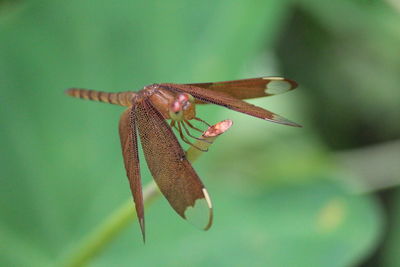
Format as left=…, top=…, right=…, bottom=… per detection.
left=160, top=83, right=301, bottom=127
left=118, top=107, right=145, bottom=241
left=135, top=98, right=213, bottom=230
left=187, top=77, right=297, bottom=100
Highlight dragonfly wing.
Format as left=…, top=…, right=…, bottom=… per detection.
left=161, top=83, right=301, bottom=127
left=187, top=77, right=297, bottom=100
left=135, top=98, right=213, bottom=230
left=119, top=107, right=145, bottom=241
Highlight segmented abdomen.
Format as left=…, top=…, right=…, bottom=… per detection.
left=65, top=88, right=135, bottom=107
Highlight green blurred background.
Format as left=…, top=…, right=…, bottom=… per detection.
left=1, top=0, right=400, bottom=266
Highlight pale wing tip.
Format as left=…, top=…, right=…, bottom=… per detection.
left=268, top=114, right=302, bottom=127
left=184, top=188, right=213, bottom=230
left=262, top=77, right=298, bottom=95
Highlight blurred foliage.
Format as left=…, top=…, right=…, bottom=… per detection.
left=0, top=0, right=399, bottom=266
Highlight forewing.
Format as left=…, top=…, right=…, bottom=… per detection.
left=119, top=107, right=145, bottom=241
left=160, top=83, right=301, bottom=127
left=187, top=77, right=297, bottom=100
left=135, top=98, right=213, bottom=230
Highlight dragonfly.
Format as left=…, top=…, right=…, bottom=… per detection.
left=66, top=76, right=300, bottom=241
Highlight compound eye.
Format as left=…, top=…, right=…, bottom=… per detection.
left=177, top=93, right=195, bottom=103
left=187, top=94, right=195, bottom=103
left=169, top=101, right=184, bottom=121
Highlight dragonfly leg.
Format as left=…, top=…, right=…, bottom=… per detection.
left=194, top=117, right=211, bottom=127
left=181, top=121, right=212, bottom=144
left=184, top=119, right=204, bottom=133
left=177, top=122, right=208, bottom=152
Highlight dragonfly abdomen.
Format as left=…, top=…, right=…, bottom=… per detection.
left=65, top=88, right=135, bottom=106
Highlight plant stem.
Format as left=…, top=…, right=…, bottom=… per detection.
left=59, top=120, right=233, bottom=267
left=60, top=182, right=159, bottom=267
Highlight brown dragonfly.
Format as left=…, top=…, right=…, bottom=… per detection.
left=66, top=76, right=300, bottom=241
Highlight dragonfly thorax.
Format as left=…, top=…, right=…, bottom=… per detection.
left=148, top=87, right=196, bottom=121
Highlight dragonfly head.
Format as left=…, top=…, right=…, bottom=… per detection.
left=169, top=93, right=196, bottom=121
